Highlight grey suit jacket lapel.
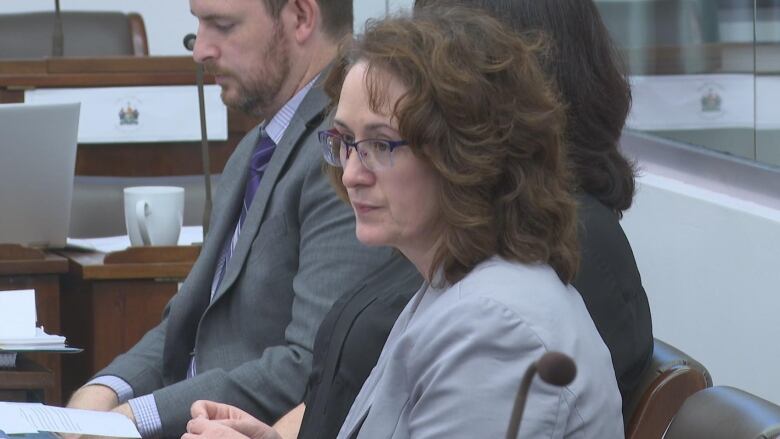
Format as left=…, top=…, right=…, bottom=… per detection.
left=207, top=125, right=260, bottom=254
left=211, top=81, right=330, bottom=303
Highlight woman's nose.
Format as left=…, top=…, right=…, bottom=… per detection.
left=341, top=148, right=373, bottom=188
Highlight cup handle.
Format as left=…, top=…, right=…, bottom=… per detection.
left=135, top=200, right=152, bottom=246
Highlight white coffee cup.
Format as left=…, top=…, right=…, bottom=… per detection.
left=123, top=186, right=185, bottom=246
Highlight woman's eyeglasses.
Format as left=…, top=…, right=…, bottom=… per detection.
left=319, top=129, right=409, bottom=171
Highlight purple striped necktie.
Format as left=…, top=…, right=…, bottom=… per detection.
left=211, top=129, right=276, bottom=288
left=188, top=130, right=277, bottom=378
left=212, top=130, right=276, bottom=296
left=241, top=131, right=277, bottom=228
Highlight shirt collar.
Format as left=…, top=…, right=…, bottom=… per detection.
left=264, top=75, right=319, bottom=145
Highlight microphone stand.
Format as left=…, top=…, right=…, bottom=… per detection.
left=506, top=363, right=537, bottom=439
left=506, top=352, right=577, bottom=439
left=184, top=34, right=213, bottom=239
left=196, top=64, right=213, bottom=238
left=52, top=0, right=64, bottom=57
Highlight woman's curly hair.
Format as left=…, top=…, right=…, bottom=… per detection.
left=324, top=6, right=579, bottom=285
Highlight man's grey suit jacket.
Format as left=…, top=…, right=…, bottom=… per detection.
left=95, top=81, right=417, bottom=437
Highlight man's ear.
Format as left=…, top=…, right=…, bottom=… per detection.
left=284, top=0, right=319, bottom=44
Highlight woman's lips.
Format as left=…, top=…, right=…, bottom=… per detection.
left=352, top=202, right=379, bottom=215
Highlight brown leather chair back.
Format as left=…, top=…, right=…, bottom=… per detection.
left=624, top=338, right=712, bottom=439
left=664, top=386, right=780, bottom=439
left=0, top=11, right=148, bottom=59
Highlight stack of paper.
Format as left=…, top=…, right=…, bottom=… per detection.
left=0, top=290, right=72, bottom=351
left=0, top=403, right=140, bottom=437
left=0, top=327, right=68, bottom=351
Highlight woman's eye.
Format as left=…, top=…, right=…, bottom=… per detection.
left=369, top=141, right=390, bottom=152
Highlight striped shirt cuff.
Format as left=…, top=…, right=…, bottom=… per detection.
left=128, top=394, right=163, bottom=439
left=86, top=376, right=134, bottom=404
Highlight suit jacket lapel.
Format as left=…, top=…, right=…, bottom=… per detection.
left=209, top=125, right=260, bottom=251
left=210, top=81, right=329, bottom=303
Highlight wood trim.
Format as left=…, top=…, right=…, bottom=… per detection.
left=0, top=252, right=68, bottom=276
left=59, top=250, right=195, bottom=281
left=626, top=366, right=710, bottom=439
left=80, top=262, right=194, bottom=280
left=104, top=245, right=200, bottom=264
left=127, top=13, right=150, bottom=56
left=0, top=355, right=54, bottom=389
left=0, top=244, right=45, bottom=261
left=74, top=141, right=237, bottom=177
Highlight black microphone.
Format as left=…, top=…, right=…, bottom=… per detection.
left=183, top=33, right=197, bottom=52
left=52, top=0, right=64, bottom=57
left=505, top=351, right=577, bottom=439
left=183, top=33, right=213, bottom=239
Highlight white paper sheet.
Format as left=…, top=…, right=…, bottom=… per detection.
left=0, top=290, right=36, bottom=339
left=0, top=403, right=37, bottom=434
left=0, top=403, right=140, bottom=438
left=25, top=85, right=227, bottom=143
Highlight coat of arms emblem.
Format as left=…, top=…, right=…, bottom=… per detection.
left=700, top=88, right=722, bottom=113
left=119, top=102, right=140, bottom=125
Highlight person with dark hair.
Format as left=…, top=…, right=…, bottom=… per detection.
left=421, top=0, right=635, bottom=212
left=182, top=6, right=624, bottom=438
left=64, top=0, right=421, bottom=437
left=414, top=0, right=652, bottom=406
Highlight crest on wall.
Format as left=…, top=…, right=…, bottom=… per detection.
left=119, top=102, right=140, bottom=125
left=700, top=88, right=722, bottom=113
left=696, top=82, right=725, bottom=120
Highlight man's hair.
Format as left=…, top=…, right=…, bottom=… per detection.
left=324, top=6, right=579, bottom=285
left=417, top=0, right=636, bottom=215
left=264, top=0, right=352, bottom=39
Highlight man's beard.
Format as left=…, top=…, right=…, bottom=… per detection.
left=206, top=23, right=290, bottom=118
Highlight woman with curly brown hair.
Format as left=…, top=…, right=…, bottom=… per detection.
left=183, top=6, right=623, bottom=439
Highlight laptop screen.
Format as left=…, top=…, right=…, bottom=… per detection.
left=0, top=102, right=80, bottom=248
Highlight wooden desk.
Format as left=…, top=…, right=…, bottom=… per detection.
left=58, top=247, right=197, bottom=399
left=0, top=246, right=68, bottom=405
left=0, top=355, right=55, bottom=403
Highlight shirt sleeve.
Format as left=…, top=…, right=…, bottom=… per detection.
left=86, top=375, right=134, bottom=403
left=85, top=376, right=163, bottom=438
left=128, top=394, right=164, bottom=438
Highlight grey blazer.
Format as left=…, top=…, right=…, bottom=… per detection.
left=338, top=257, right=624, bottom=439
left=96, top=81, right=417, bottom=437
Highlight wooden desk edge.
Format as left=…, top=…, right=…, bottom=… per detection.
left=58, top=250, right=195, bottom=281
left=80, top=262, right=193, bottom=280
left=0, top=254, right=69, bottom=276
